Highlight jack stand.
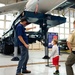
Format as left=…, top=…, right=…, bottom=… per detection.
left=46, top=59, right=60, bottom=68
left=43, top=56, right=50, bottom=59
left=11, top=27, right=19, bottom=61
left=42, top=21, right=49, bottom=59
left=46, top=59, right=55, bottom=68
left=11, top=47, right=19, bottom=61
left=43, top=47, right=50, bottom=59
left=11, top=57, right=19, bottom=61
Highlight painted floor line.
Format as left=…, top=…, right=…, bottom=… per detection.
left=0, top=60, right=66, bottom=68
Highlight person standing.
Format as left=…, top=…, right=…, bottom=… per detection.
left=16, top=17, right=36, bottom=75
left=50, top=40, right=59, bottom=75
left=25, top=0, right=39, bottom=13
left=66, top=21, right=75, bottom=75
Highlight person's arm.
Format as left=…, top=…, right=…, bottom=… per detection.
left=35, top=4, right=38, bottom=13
left=18, top=36, right=29, bottom=49
left=67, top=41, right=72, bottom=52
left=48, top=41, right=53, bottom=45
left=26, top=26, right=36, bottom=31
left=67, top=33, right=73, bottom=52
left=35, top=0, right=39, bottom=13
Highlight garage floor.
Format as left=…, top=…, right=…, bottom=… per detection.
left=0, top=50, right=75, bottom=75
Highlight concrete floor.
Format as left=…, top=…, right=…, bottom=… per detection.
left=0, top=50, right=75, bottom=75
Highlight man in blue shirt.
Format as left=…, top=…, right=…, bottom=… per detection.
left=16, top=17, right=36, bottom=75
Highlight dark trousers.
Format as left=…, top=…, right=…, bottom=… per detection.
left=65, top=52, right=75, bottom=75
left=16, top=46, right=29, bottom=74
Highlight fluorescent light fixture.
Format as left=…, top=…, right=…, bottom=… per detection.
left=0, top=3, right=5, bottom=7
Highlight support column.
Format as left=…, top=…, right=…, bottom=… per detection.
left=42, top=20, right=49, bottom=59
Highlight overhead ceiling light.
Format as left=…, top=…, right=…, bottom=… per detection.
left=0, top=3, right=5, bottom=7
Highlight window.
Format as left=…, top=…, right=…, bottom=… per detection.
left=70, top=29, right=73, bottom=32
left=65, top=9, right=69, bottom=17
left=60, top=28, right=64, bottom=33
left=0, top=30, right=4, bottom=37
left=0, top=15, right=4, bottom=20
left=70, top=10, right=73, bottom=17
left=6, top=14, right=12, bottom=20
left=48, top=28, right=53, bottom=32
left=65, top=35, right=69, bottom=39
left=0, top=21, right=4, bottom=28
left=65, top=22, right=69, bottom=28
left=70, top=23, right=73, bottom=29
left=65, top=28, right=69, bottom=34
left=70, top=17, right=74, bottom=23
left=6, top=21, right=11, bottom=29
left=54, top=27, right=59, bottom=33
left=59, top=34, right=64, bottom=39
left=60, top=24, right=64, bottom=27
left=65, top=16, right=69, bottom=22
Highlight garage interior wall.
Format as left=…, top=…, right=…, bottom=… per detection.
left=0, top=8, right=75, bottom=50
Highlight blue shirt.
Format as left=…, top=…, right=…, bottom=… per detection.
left=16, top=23, right=28, bottom=46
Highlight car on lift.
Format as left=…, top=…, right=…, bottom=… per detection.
left=58, top=39, right=69, bottom=50
left=1, top=27, right=42, bottom=55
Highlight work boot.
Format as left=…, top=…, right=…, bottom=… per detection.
left=22, top=70, right=31, bottom=74
left=16, top=73, right=23, bottom=75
